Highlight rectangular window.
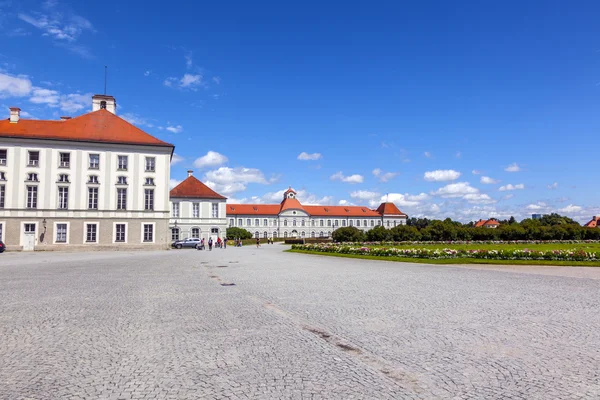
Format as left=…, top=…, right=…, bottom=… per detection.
left=238, top=218, right=242, bottom=226
left=0, top=185, right=4, bottom=208
left=58, top=174, right=69, bottom=183
left=172, top=202, right=180, bottom=217
left=0, top=149, right=6, bottom=165
left=0, top=172, right=5, bottom=180
left=28, top=151, right=39, bottom=166
left=115, top=224, right=126, bottom=242
left=58, top=187, right=69, bottom=209
left=144, top=189, right=154, bottom=210
left=212, top=203, right=218, bottom=218
left=89, top=154, right=100, bottom=169
left=27, top=173, right=38, bottom=181
left=59, top=152, right=70, bottom=168
left=145, top=157, right=155, bottom=172
left=370, top=220, right=375, bottom=226
left=264, top=219, right=268, bottom=226
left=117, top=155, right=128, bottom=170
left=349, top=220, right=353, bottom=226
left=327, top=220, right=331, bottom=227
left=117, top=188, right=127, bottom=210
left=255, top=218, right=260, bottom=226
left=143, top=224, right=153, bottom=242
left=56, top=223, right=67, bottom=243
left=342, top=220, right=347, bottom=227
left=320, top=220, right=324, bottom=227
left=26, top=186, right=37, bottom=208
left=246, top=218, right=251, bottom=226
left=193, top=203, right=200, bottom=218
left=86, top=224, right=97, bottom=242
left=117, top=176, right=127, bottom=185
left=334, top=220, right=339, bottom=227
left=145, top=177, right=155, bottom=185
left=88, top=187, right=98, bottom=209
left=88, top=175, right=99, bottom=184
left=229, top=218, right=234, bottom=227
left=0, top=223, right=3, bottom=241
left=24, top=223, right=36, bottom=233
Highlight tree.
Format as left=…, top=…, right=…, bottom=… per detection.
left=508, top=216, right=516, bottom=225
left=366, top=226, right=392, bottom=241
left=225, top=227, right=252, bottom=240
left=332, top=227, right=366, bottom=243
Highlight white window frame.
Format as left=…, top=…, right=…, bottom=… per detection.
left=145, top=157, right=156, bottom=172
left=0, top=185, right=5, bottom=209
left=89, top=153, right=100, bottom=169
left=141, top=222, right=156, bottom=243
left=113, top=222, right=128, bottom=244
left=212, top=203, right=219, bottom=218
left=88, top=187, right=99, bottom=210
left=54, top=222, right=69, bottom=244
left=0, top=149, right=6, bottom=166
left=57, top=186, right=69, bottom=209
left=144, top=189, right=154, bottom=211
left=191, top=227, right=200, bottom=238
left=117, top=188, right=127, bottom=210
left=84, top=222, right=99, bottom=244
left=117, top=155, right=128, bottom=171
left=193, top=203, right=200, bottom=218
left=26, top=185, right=38, bottom=209
left=59, top=152, right=70, bottom=168
left=28, top=150, right=39, bottom=167
left=172, top=202, right=180, bottom=218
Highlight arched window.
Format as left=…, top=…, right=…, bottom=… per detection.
left=301, top=231, right=305, bottom=238
left=255, top=219, right=260, bottom=226
left=263, top=231, right=268, bottom=238
left=319, top=231, right=324, bottom=237
left=394, top=220, right=397, bottom=227
left=284, top=231, right=288, bottom=238
left=370, top=220, right=374, bottom=227
left=246, top=218, right=251, bottom=226
left=301, top=220, right=305, bottom=226
left=273, top=231, right=278, bottom=238
left=100, top=100, right=107, bottom=109
left=364, top=220, right=367, bottom=226
left=326, top=231, right=331, bottom=237
left=293, top=219, right=297, bottom=226
left=349, top=220, right=353, bottom=226
left=334, top=220, right=339, bottom=227
left=191, top=227, right=200, bottom=238
left=327, top=220, right=331, bottom=227
left=171, top=227, right=180, bottom=241
left=386, top=220, right=390, bottom=227
left=311, top=220, right=315, bottom=226
left=311, top=231, right=315, bottom=238
left=320, top=219, right=324, bottom=226
left=342, top=220, right=346, bottom=227
left=356, top=220, right=360, bottom=227
left=255, top=231, right=259, bottom=238
left=284, top=220, right=288, bottom=227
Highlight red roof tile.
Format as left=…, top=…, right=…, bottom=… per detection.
left=0, top=109, right=173, bottom=147
left=170, top=176, right=226, bottom=199
left=376, top=202, right=406, bottom=216
left=227, top=204, right=281, bottom=215
left=280, top=197, right=305, bottom=212
left=226, top=201, right=405, bottom=218
left=584, top=217, right=598, bottom=228
left=303, top=205, right=382, bottom=217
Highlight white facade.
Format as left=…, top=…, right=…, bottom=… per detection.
left=169, top=199, right=227, bottom=242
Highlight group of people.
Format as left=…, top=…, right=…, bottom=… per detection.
left=197, top=237, right=227, bottom=251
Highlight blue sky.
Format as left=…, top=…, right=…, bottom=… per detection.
left=1, top=0, right=599, bottom=222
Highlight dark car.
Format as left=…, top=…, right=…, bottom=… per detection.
left=0, top=241, right=5, bottom=253
left=171, top=237, right=201, bottom=249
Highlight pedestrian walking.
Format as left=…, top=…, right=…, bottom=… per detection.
left=223, top=238, right=228, bottom=249
left=208, top=238, right=213, bottom=251
left=217, top=237, right=222, bottom=249
left=256, top=238, right=261, bottom=248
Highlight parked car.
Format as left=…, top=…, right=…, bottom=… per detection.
left=171, top=238, right=201, bottom=249
left=0, top=241, right=5, bottom=253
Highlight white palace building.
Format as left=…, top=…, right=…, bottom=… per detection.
left=223, top=187, right=407, bottom=239
left=0, top=95, right=174, bottom=251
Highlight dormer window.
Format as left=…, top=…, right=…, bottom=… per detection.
left=58, top=174, right=69, bottom=183
left=27, top=173, right=38, bottom=182
left=88, top=175, right=99, bottom=184
left=144, top=177, right=154, bottom=186
left=117, top=176, right=127, bottom=185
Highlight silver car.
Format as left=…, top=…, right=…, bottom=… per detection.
left=171, top=237, right=201, bottom=249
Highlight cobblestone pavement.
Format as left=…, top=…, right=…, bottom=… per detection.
left=1, top=246, right=600, bottom=399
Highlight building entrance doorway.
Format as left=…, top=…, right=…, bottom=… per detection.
left=23, top=223, right=36, bottom=251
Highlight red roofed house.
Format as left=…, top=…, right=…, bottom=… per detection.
left=225, top=187, right=408, bottom=239
left=584, top=216, right=598, bottom=228
left=474, top=219, right=500, bottom=228
left=0, top=94, right=175, bottom=251
left=169, top=170, right=228, bottom=241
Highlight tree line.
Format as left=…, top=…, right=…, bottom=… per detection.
left=332, top=213, right=600, bottom=242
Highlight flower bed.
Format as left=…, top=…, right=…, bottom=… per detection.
left=342, top=240, right=600, bottom=246
left=291, top=243, right=600, bottom=261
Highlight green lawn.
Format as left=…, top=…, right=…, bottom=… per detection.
left=362, top=242, right=600, bottom=252
left=287, top=249, right=600, bottom=267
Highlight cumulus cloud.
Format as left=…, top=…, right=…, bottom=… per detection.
left=424, top=151, right=433, bottom=158
left=171, top=153, right=184, bottom=165
left=338, top=200, right=354, bottom=206
left=480, top=176, right=499, bottom=184
left=194, top=151, right=228, bottom=168
left=350, top=190, right=380, bottom=201
left=547, top=182, right=558, bottom=189
left=472, top=170, right=483, bottom=175
left=424, top=169, right=461, bottom=182
left=297, top=152, right=322, bottom=161
left=0, top=73, right=33, bottom=97
left=372, top=168, right=398, bottom=182
left=169, top=179, right=181, bottom=189
left=526, top=202, right=547, bottom=211
left=383, top=193, right=429, bottom=208
left=505, top=163, right=521, bottom=172
left=330, top=171, right=364, bottom=184
left=559, top=204, right=582, bottom=213
left=164, top=74, right=203, bottom=90
left=432, top=182, right=479, bottom=198
left=166, top=125, right=183, bottom=133
left=463, top=193, right=496, bottom=204
left=203, top=166, right=270, bottom=195
left=499, top=183, right=525, bottom=191
left=18, top=11, right=93, bottom=42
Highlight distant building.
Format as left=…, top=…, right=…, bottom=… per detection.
left=584, top=216, right=598, bottom=228
left=474, top=219, right=500, bottom=228
left=532, top=214, right=546, bottom=220
left=169, top=170, right=228, bottom=241
left=226, top=187, right=408, bottom=239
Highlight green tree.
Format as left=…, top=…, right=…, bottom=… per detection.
left=366, top=225, right=392, bottom=241
left=225, top=227, right=252, bottom=240
left=332, top=227, right=366, bottom=243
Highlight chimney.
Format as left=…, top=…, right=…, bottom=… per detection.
left=594, top=216, right=597, bottom=221
left=60, top=116, right=71, bottom=121
left=187, top=170, right=193, bottom=177
left=92, top=94, right=117, bottom=114
left=9, top=107, right=20, bottom=123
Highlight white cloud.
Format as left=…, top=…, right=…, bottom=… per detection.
left=166, top=125, right=183, bottom=133
left=424, top=151, right=433, bottom=158
left=350, top=190, right=380, bottom=201
left=297, top=152, right=322, bottom=161
left=194, top=151, right=228, bottom=168
left=169, top=179, right=181, bottom=189
left=372, top=168, right=398, bottom=182
left=499, top=183, right=525, bottom=191
left=338, top=200, right=354, bottom=206
left=29, top=87, right=59, bottom=105
left=383, top=193, right=429, bottom=207
left=424, top=169, right=461, bottom=182
left=203, top=166, right=269, bottom=195
left=330, top=171, right=364, bottom=184
left=472, top=170, right=483, bottom=175
left=502, top=194, right=514, bottom=200
left=547, top=182, right=558, bottom=190
left=171, top=153, right=184, bottom=165
left=164, top=74, right=203, bottom=90
left=0, top=73, right=33, bottom=97
left=505, top=162, right=521, bottom=172
left=184, top=52, right=193, bottom=69
left=121, top=113, right=150, bottom=127
left=59, top=92, right=91, bottom=113
left=559, top=204, right=582, bottom=213
left=480, top=176, right=499, bottom=184
left=144, top=70, right=150, bottom=77
left=213, top=76, right=221, bottom=84
left=432, top=182, right=479, bottom=198
left=18, top=11, right=93, bottom=42
left=463, top=193, right=496, bottom=204
left=455, top=151, right=461, bottom=158
left=526, top=202, right=547, bottom=211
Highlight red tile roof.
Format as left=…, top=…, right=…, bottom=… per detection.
left=475, top=219, right=500, bottom=227
left=280, top=197, right=305, bottom=212
left=227, top=204, right=281, bottom=215
left=170, top=176, right=227, bottom=199
left=376, top=202, right=407, bottom=216
left=303, top=205, right=382, bottom=217
left=0, top=109, right=173, bottom=147
left=584, top=216, right=598, bottom=228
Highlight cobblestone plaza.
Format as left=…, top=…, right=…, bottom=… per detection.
left=1, top=246, right=599, bottom=399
